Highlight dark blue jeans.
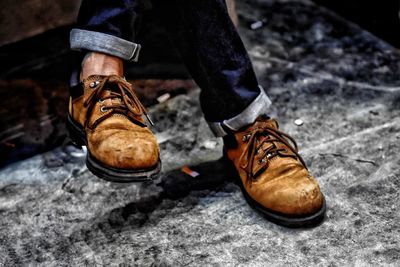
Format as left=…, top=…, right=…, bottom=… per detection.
left=70, top=0, right=272, bottom=136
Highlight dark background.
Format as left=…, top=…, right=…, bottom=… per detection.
left=314, top=0, right=400, bottom=47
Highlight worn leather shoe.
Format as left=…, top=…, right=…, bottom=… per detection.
left=67, top=75, right=161, bottom=182
left=224, top=116, right=325, bottom=227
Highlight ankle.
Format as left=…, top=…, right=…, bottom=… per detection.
left=80, top=52, right=124, bottom=80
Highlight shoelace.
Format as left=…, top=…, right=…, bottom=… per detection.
left=238, top=122, right=306, bottom=182
left=83, top=76, right=153, bottom=129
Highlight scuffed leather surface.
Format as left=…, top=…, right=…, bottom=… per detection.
left=226, top=118, right=324, bottom=215
left=70, top=75, right=159, bottom=170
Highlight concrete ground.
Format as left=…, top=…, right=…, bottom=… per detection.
left=1, top=0, right=400, bottom=266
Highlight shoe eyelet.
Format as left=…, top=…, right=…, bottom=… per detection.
left=259, top=158, right=267, bottom=164
left=98, top=99, right=105, bottom=103
left=100, top=106, right=107, bottom=112
left=242, top=134, right=251, bottom=142
left=89, top=80, right=100, bottom=88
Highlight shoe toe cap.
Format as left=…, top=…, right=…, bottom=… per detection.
left=89, top=129, right=160, bottom=170
left=252, top=174, right=324, bottom=216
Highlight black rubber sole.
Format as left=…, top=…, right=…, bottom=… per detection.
left=223, top=155, right=326, bottom=228
left=66, top=115, right=161, bottom=183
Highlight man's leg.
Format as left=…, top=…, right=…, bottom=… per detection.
left=68, top=0, right=161, bottom=182
left=153, top=0, right=271, bottom=129
left=154, top=0, right=326, bottom=227
left=70, top=0, right=148, bottom=81
left=80, top=52, right=123, bottom=80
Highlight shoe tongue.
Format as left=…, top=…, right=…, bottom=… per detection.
left=83, top=75, right=126, bottom=90
left=82, top=75, right=104, bottom=88
left=253, top=117, right=278, bottom=130
left=83, top=75, right=127, bottom=102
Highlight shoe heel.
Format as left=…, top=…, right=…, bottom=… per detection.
left=66, top=116, right=85, bottom=148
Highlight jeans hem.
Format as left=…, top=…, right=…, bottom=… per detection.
left=207, top=86, right=272, bottom=137
left=70, top=29, right=141, bottom=62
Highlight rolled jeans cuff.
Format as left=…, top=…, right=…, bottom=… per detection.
left=70, top=29, right=141, bottom=62
left=207, top=86, right=272, bottom=137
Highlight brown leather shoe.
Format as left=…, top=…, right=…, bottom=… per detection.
left=224, top=116, right=325, bottom=227
left=67, top=75, right=161, bottom=182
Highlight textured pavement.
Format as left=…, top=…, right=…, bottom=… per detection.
left=1, top=0, right=400, bottom=266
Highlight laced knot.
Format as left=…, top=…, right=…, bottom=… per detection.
left=83, top=76, right=153, bottom=129
left=238, top=121, right=306, bottom=182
